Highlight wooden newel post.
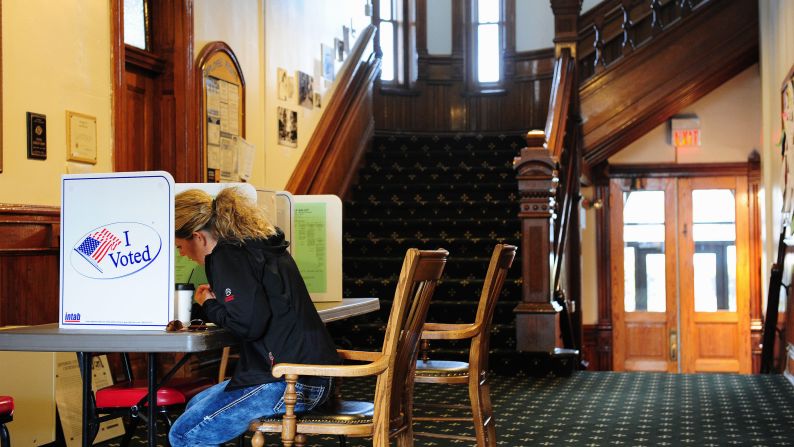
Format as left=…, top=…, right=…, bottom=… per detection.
left=513, top=130, right=561, bottom=352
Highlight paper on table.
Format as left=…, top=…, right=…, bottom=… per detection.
left=55, top=353, right=125, bottom=447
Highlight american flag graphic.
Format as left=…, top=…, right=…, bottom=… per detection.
left=76, top=228, right=122, bottom=263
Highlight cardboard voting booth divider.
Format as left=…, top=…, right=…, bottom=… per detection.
left=290, top=194, right=343, bottom=303
left=60, top=172, right=175, bottom=330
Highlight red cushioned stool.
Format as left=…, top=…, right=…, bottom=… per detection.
left=0, top=396, right=13, bottom=447
left=94, top=355, right=213, bottom=447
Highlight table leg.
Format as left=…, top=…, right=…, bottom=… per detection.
left=76, top=352, right=95, bottom=447
left=148, top=353, right=157, bottom=447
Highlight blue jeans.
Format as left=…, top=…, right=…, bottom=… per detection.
left=169, top=377, right=332, bottom=447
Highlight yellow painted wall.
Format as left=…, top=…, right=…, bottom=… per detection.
left=760, top=0, right=794, bottom=304
left=194, top=0, right=266, bottom=187
left=262, top=1, right=370, bottom=191
left=0, top=0, right=112, bottom=206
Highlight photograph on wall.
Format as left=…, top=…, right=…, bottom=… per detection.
left=277, top=68, right=292, bottom=101
left=335, top=38, right=345, bottom=61
left=343, top=26, right=350, bottom=53
left=314, top=92, right=322, bottom=108
left=297, top=71, right=314, bottom=109
left=278, top=106, right=298, bottom=148
left=321, top=44, right=335, bottom=81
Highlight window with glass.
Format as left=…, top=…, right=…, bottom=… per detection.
left=124, top=0, right=149, bottom=50
left=623, top=190, right=666, bottom=312
left=691, top=189, right=737, bottom=312
left=472, top=0, right=502, bottom=84
left=376, top=0, right=399, bottom=82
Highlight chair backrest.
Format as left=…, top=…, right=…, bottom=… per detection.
left=471, top=244, right=517, bottom=372
left=371, top=248, right=448, bottom=440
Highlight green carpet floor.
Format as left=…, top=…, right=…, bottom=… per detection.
left=101, top=371, right=794, bottom=446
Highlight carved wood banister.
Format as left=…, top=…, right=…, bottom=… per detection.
left=513, top=0, right=582, bottom=354
left=286, top=24, right=379, bottom=197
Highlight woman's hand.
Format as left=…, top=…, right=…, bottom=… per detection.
left=195, top=284, right=216, bottom=306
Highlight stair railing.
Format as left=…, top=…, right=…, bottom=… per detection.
left=578, top=0, right=712, bottom=80
left=513, top=46, right=580, bottom=353
left=285, top=24, right=381, bottom=197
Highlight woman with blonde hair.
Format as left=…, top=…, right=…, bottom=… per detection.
left=169, top=187, right=339, bottom=447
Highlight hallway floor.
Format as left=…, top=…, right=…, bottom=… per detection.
left=104, top=371, right=794, bottom=446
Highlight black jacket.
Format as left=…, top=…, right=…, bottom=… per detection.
left=202, top=230, right=340, bottom=389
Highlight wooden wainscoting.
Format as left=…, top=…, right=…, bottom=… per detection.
left=0, top=204, right=60, bottom=326
left=582, top=324, right=612, bottom=371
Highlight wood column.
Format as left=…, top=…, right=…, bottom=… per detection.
left=513, top=131, right=560, bottom=351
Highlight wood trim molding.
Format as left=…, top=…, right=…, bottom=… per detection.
left=580, top=0, right=758, bottom=167
left=582, top=324, right=612, bottom=371
left=286, top=25, right=379, bottom=196
left=111, top=0, right=125, bottom=173
left=607, top=161, right=757, bottom=178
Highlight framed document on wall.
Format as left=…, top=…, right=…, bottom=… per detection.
left=195, top=42, right=246, bottom=183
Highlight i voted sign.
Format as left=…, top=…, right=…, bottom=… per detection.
left=71, top=222, right=162, bottom=279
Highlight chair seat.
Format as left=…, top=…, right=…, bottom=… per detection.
left=257, top=400, right=375, bottom=427
left=0, top=396, right=13, bottom=418
left=416, top=359, right=470, bottom=377
left=95, top=377, right=213, bottom=408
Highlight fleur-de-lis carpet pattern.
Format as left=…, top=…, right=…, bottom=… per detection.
left=328, top=133, right=527, bottom=372
left=104, top=372, right=794, bottom=446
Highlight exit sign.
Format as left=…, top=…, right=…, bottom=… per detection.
left=671, top=117, right=701, bottom=148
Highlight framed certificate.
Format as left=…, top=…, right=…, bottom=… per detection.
left=66, top=111, right=97, bottom=164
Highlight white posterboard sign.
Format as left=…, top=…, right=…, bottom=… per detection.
left=60, top=172, right=175, bottom=330
left=291, top=195, right=342, bottom=302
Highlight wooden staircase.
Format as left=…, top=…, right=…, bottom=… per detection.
left=576, top=0, right=759, bottom=168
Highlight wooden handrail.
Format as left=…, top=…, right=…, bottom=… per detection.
left=285, top=25, right=379, bottom=196
left=544, top=48, right=575, bottom=161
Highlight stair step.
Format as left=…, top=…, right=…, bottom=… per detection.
left=344, top=253, right=520, bottom=277
left=344, top=236, right=520, bottom=258
left=343, top=278, right=522, bottom=306
left=358, top=165, right=515, bottom=179
left=352, top=189, right=519, bottom=205
left=344, top=200, right=518, bottom=219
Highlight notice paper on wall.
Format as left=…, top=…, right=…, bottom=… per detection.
left=291, top=195, right=342, bottom=302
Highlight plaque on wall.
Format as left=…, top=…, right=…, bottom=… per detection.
left=27, top=112, right=47, bottom=160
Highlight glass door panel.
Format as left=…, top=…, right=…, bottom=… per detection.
left=691, top=189, right=737, bottom=312
left=623, top=190, right=666, bottom=312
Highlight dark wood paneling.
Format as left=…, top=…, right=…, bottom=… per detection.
left=376, top=49, right=554, bottom=132
left=582, top=324, right=612, bottom=371
left=0, top=205, right=60, bottom=326
left=579, top=0, right=758, bottom=167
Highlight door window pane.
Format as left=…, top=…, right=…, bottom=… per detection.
left=692, top=189, right=736, bottom=312
left=124, top=0, right=148, bottom=50
left=623, top=190, right=666, bottom=312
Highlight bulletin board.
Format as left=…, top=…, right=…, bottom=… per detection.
left=196, top=42, right=246, bottom=183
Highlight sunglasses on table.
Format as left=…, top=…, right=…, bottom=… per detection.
left=166, top=319, right=208, bottom=332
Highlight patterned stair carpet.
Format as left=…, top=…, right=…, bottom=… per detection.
left=105, top=371, right=794, bottom=446
left=330, top=133, right=527, bottom=373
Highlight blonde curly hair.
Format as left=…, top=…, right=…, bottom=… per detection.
left=174, top=187, right=276, bottom=243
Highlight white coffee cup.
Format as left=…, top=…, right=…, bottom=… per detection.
left=174, top=283, right=195, bottom=325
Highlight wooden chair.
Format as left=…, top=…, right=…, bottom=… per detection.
left=413, top=244, right=516, bottom=447
left=249, top=248, right=449, bottom=447
left=0, top=396, right=13, bottom=447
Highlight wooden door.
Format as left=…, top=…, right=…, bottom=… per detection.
left=611, top=175, right=752, bottom=373
left=678, top=176, right=751, bottom=373
left=116, top=63, right=159, bottom=172
left=610, top=178, right=678, bottom=372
